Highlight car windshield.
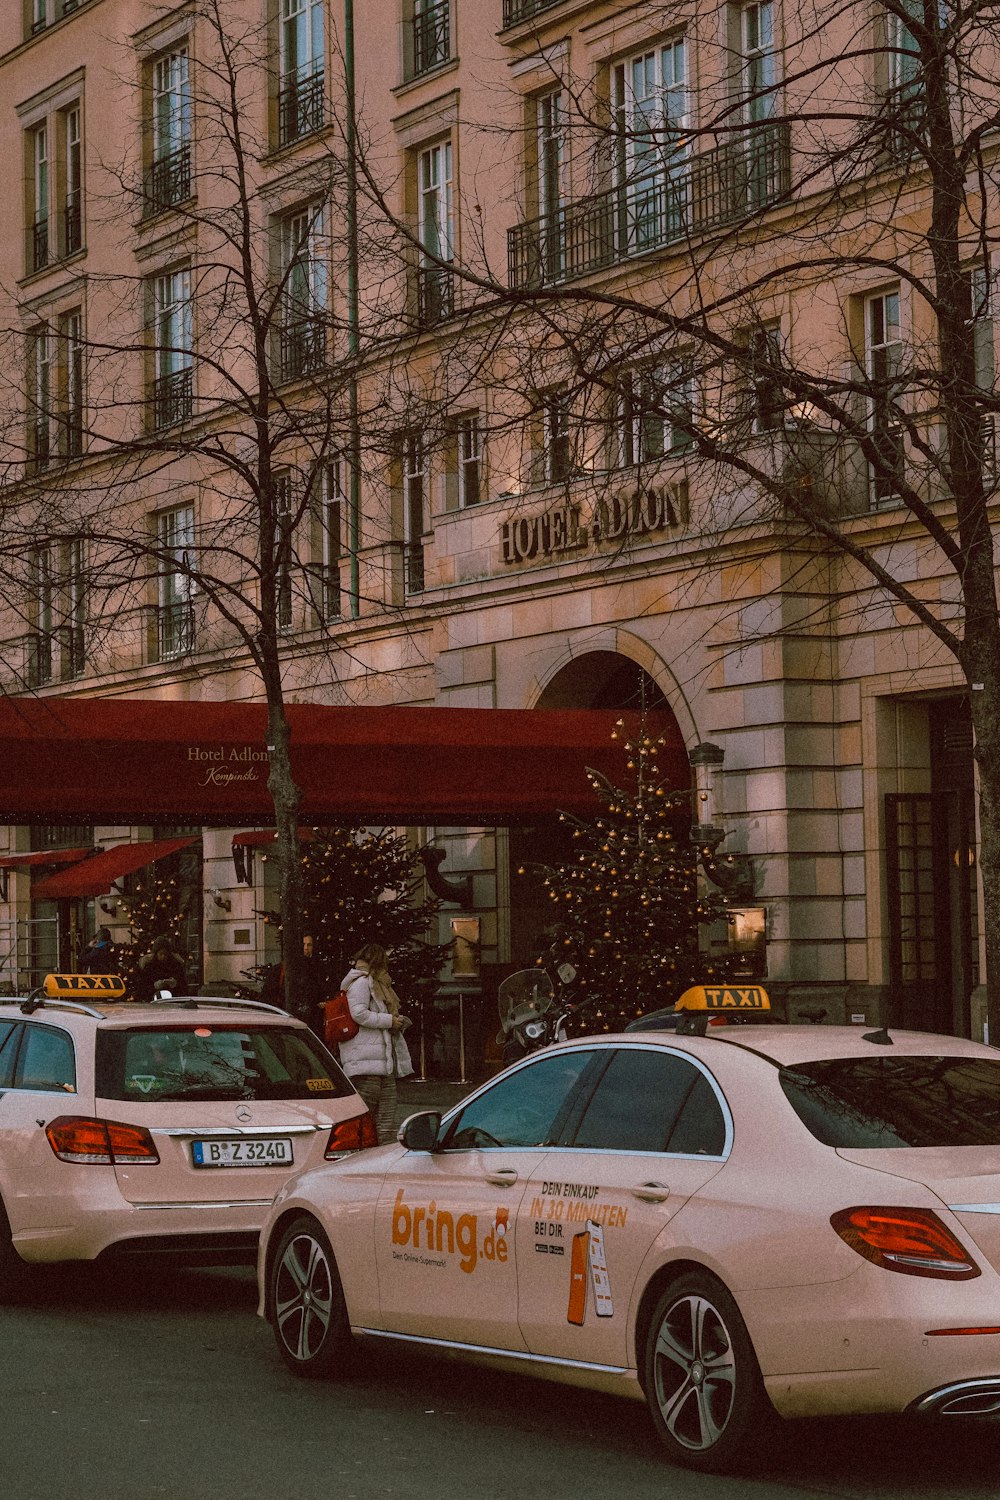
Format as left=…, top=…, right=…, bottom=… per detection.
left=779, top=1055, right=1000, bottom=1148
left=95, top=1025, right=353, bottom=1103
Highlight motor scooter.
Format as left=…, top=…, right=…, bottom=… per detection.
left=496, top=959, right=580, bottom=1064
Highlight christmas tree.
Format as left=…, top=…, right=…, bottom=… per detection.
left=525, top=720, right=738, bottom=1032
left=292, top=828, right=446, bottom=1008
left=116, top=873, right=190, bottom=994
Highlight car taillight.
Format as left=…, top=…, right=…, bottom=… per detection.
left=45, top=1116, right=160, bottom=1165
left=325, top=1112, right=378, bottom=1157
left=831, top=1206, right=980, bottom=1280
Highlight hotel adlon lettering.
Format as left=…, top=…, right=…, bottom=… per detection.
left=500, top=484, right=688, bottom=566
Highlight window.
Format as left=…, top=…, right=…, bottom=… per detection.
left=15, top=1025, right=75, bottom=1093
left=96, top=1026, right=352, bottom=1103
left=779, top=1056, right=1000, bottom=1149
left=613, top=40, right=689, bottom=252
left=275, top=471, right=295, bottom=630
left=0, top=1024, right=20, bottom=1089
left=529, top=89, right=567, bottom=282
left=63, top=105, right=83, bottom=255
left=417, top=141, right=454, bottom=326
left=27, top=323, right=52, bottom=470
left=26, top=0, right=84, bottom=36
left=746, top=322, right=783, bottom=433
left=885, top=0, right=924, bottom=153
left=567, top=1049, right=727, bottom=1155
left=29, top=124, right=49, bottom=273
left=740, top=2, right=777, bottom=122
left=864, top=288, right=904, bottom=505
left=443, top=1050, right=598, bottom=1149
left=28, top=545, right=55, bottom=687
left=402, top=433, right=426, bottom=593
left=147, top=47, right=191, bottom=214
left=541, top=390, right=573, bottom=482
left=960, top=266, right=995, bottom=479
left=278, top=203, right=328, bottom=379
left=25, top=541, right=85, bottom=682
left=456, top=414, right=482, bottom=506
left=60, top=308, right=85, bottom=457
left=157, top=503, right=195, bottom=658
left=320, top=459, right=344, bottom=618
left=410, top=0, right=451, bottom=81
left=63, top=537, right=86, bottom=678
left=278, top=0, right=325, bottom=146
left=151, top=265, right=193, bottom=428
left=613, top=361, right=693, bottom=467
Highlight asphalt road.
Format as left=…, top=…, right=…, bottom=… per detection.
left=1, top=1260, right=998, bottom=1500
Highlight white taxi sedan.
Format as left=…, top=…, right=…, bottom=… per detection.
left=0, top=974, right=374, bottom=1292
left=258, top=986, right=1000, bottom=1472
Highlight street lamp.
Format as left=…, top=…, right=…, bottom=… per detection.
left=688, top=741, right=756, bottom=901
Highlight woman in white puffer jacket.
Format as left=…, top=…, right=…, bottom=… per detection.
left=338, top=943, right=413, bottom=1143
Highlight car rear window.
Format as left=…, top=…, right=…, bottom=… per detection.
left=779, top=1056, right=1000, bottom=1148
left=95, top=1025, right=353, bottom=1103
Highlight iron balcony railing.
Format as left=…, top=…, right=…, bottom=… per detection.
left=502, top=0, right=563, bottom=26
left=279, top=318, right=326, bottom=381
left=30, top=217, right=49, bottom=274
left=412, top=0, right=450, bottom=77
left=416, top=264, right=455, bottom=327
left=156, top=600, right=195, bottom=661
left=31, top=417, right=51, bottom=471
left=278, top=67, right=325, bottom=146
left=404, top=541, right=425, bottom=595
left=144, top=145, right=192, bottom=216
left=508, top=122, right=791, bottom=290
left=151, top=366, right=193, bottom=429
left=64, top=194, right=82, bottom=256
left=25, top=633, right=53, bottom=690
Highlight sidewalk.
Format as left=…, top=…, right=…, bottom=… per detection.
left=396, top=1075, right=473, bottom=1123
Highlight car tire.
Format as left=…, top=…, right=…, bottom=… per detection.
left=270, top=1215, right=351, bottom=1379
left=0, top=1196, right=29, bottom=1303
left=643, top=1271, right=775, bottom=1473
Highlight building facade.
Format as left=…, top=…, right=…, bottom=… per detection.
left=0, top=0, right=992, bottom=1057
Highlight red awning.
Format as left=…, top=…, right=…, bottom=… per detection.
left=0, top=847, right=94, bottom=868
left=231, top=828, right=316, bottom=847
left=31, top=836, right=199, bottom=900
left=0, top=699, right=689, bottom=826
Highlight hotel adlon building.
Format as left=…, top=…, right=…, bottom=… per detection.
left=0, top=0, right=988, bottom=1070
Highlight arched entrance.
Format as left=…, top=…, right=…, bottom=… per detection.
left=509, top=653, right=687, bottom=967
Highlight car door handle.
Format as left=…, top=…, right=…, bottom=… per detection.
left=632, top=1181, right=670, bottom=1202
left=484, top=1167, right=519, bottom=1186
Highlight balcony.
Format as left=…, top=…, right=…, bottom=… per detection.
left=278, top=68, right=325, bottom=147
left=154, top=600, right=195, bottom=661
left=416, top=264, right=455, bottom=328
left=508, top=123, right=791, bottom=289
left=411, top=1, right=450, bottom=78
left=502, top=0, right=563, bottom=25
left=25, top=632, right=54, bottom=689
left=279, top=318, right=326, bottom=381
left=144, top=146, right=192, bottom=217
left=30, top=417, right=51, bottom=471
left=63, top=194, right=82, bottom=256
left=29, top=217, right=49, bottom=274
left=404, top=541, right=425, bottom=595
left=151, top=366, right=193, bottom=430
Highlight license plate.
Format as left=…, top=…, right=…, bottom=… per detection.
left=191, top=1137, right=294, bottom=1168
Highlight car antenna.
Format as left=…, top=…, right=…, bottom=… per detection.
left=861, top=1026, right=893, bottom=1046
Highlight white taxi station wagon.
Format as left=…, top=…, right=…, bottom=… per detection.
left=258, top=985, right=1000, bottom=1471
left=0, top=974, right=375, bottom=1285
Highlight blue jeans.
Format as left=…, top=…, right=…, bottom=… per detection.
left=352, top=1073, right=398, bottom=1144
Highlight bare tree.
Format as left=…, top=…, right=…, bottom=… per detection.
left=337, top=0, right=1000, bottom=1032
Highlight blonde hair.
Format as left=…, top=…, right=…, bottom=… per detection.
left=353, top=942, right=387, bottom=972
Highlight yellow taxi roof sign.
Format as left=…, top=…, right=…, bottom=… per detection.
left=675, top=984, right=770, bottom=1013
left=42, top=973, right=127, bottom=1000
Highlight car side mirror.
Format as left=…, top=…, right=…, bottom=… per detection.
left=398, top=1110, right=442, bottom=1152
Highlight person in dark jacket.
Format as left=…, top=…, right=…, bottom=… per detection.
left=261, top=933, right=325, bottom=1032
left=82, top=926, right=117, bottom=974
left=135, top=936, right=189, bottom=1002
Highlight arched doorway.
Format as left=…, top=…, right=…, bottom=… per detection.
left=509, top=653, right=686, bottom=967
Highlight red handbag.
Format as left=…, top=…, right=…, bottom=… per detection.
left=322, top=991, right=359, bottom=1048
